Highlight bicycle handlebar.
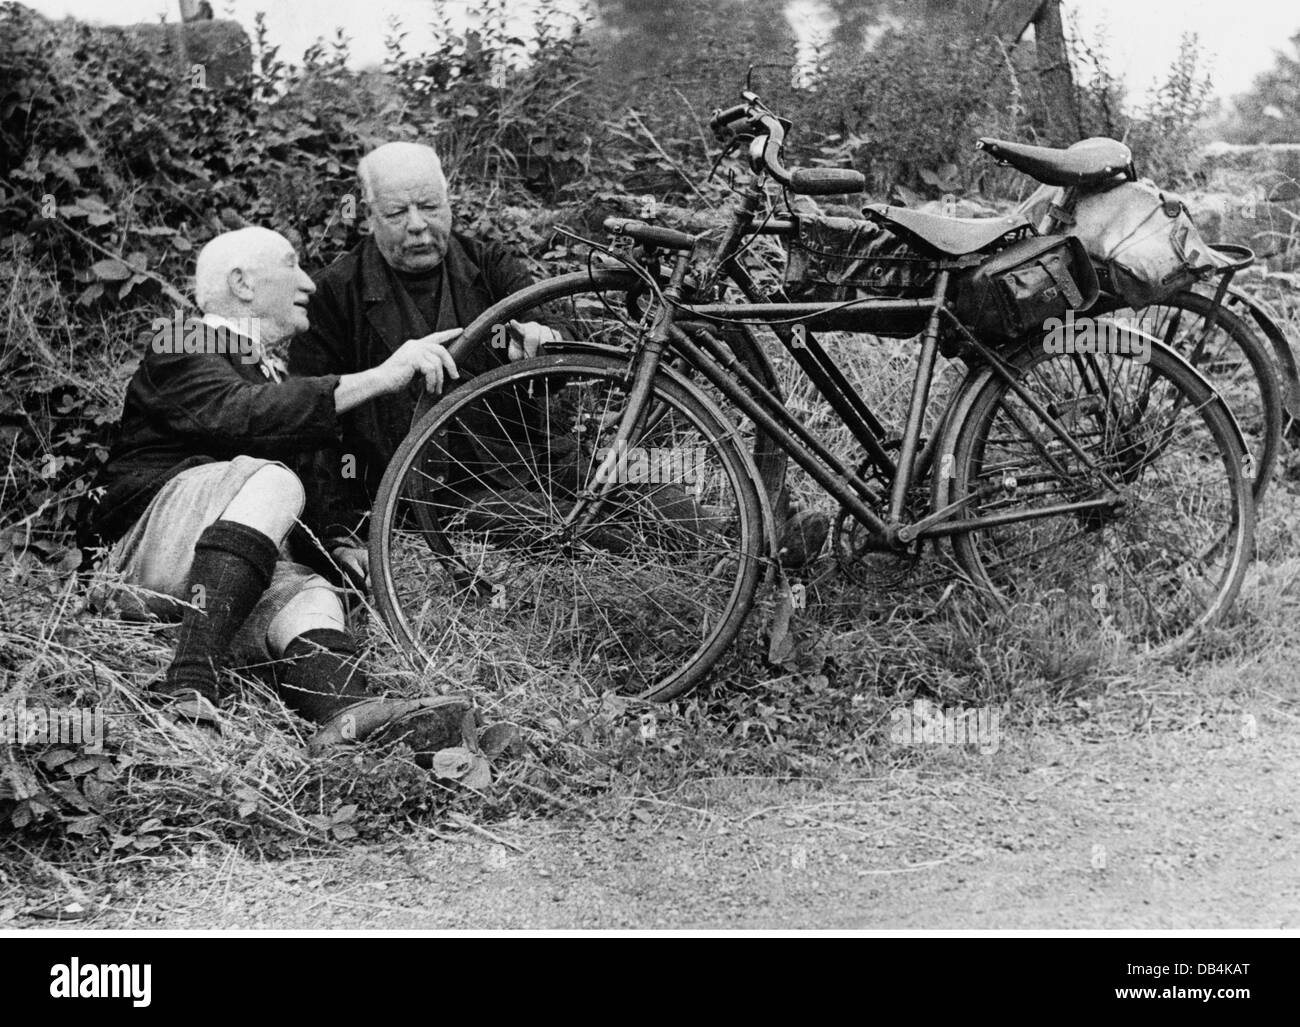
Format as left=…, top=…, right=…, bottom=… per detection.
left=708, top=103, right=750, bottom=134
left=790, top=167, right=867, bottom=196
left=709, top=93, right=864, bottom=196
left=602, top=217, right=696, bottom=251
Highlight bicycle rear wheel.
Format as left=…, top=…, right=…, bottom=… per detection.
left=1091, top=288, right=1281, bottom=505
left=940, top=341, right=1254, bottom=653
left=369, top=352, right=768, bottom=702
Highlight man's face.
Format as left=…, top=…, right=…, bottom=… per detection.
left=365, top=159, right=453, bottom=275
left=248, top=237, right=315, bottom=342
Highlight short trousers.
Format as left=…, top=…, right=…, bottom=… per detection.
left=95, top=455, right=333, bottom=667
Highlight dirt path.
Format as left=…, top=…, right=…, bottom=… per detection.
left=73, top=703, right=1299, bottom=930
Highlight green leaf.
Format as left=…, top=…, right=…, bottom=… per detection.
left=430, top=747, right=473, bottom=780
left=65, top=816, right=102, bottom=842
left=39, top=748, right=76, bottom=770
left=62, top=756, right=102, bottom=776
left=767, top=587, right=796, bottom=666
left=479, top=722, right=519, bottom=758
left=76, top=284, right=103, bottom=307
left=90, top=258, right=131, bottom=282
left=462, top=754, right=492, bottom=791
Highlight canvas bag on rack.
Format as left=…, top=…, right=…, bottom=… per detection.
left=1070, top=178, right=1231, bottom=308
left=783, top=214, right=938, bottom=301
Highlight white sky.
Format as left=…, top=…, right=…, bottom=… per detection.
left=22, top=0, right=1300, bottom=101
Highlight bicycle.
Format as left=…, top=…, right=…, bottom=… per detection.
left=1004, top=154, right=1287, bottom=506
left=370, top=91, right=1256, bottom=701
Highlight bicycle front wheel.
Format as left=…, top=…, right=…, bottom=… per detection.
left=452, top=268, right=789, bottom=506
left=369, top=352, right=768, bottom=702
left=940, top=341, right=1254, bottom=653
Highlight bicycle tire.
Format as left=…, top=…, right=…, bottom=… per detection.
left=938, top=339, right=1254, bottom=654
left=452, top=268, right=789, bottom=506
left=1091, top=288, right=1282, bottom=505
left=369, top=351, right=768, bottom=702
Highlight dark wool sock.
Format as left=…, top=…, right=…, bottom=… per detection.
left=157, top=520, right=279, bottom=705
left=278, top=628, right=372, bottom=724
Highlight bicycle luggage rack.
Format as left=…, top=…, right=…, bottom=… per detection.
left=1188, top=243, right=1255, bottom=368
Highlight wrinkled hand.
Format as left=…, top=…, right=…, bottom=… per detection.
left=507, top=320, right=561, bottom=361
left=380, top=328, right=462, bottom=393
left=332, top=545, right=370, bottom=591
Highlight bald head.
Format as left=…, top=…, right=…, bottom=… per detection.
left=195, top=227, right=293, bottom=312
left=358, top=142, right=453, bottom=274
left=193, top=226, right=314, bottom=344
left=357, top=142, right=447, bottom=204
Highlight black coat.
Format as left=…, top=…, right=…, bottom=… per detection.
left=78, top=326, right=340, bottom=557
left=287, top=232, right=533, bottom=550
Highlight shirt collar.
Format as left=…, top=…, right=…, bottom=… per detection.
left=200, top=312, right=280, bottom=380
left=201, top=313, right=263, bottom=354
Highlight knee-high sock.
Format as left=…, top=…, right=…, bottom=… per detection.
left=158, top=520, right=279, bottom=704
left=278, top=628, right=372, bottom=723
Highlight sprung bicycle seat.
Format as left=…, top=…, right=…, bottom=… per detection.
left=862, top=204, right=1032, bottom=256
left=976, top=136, right=1132, bottom=187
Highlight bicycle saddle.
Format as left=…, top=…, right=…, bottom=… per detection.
left=976, top=136, right=1132, bottom=187
left=862, top=204, right=1032, bottom=256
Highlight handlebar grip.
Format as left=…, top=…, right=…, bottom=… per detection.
left=709, top=104, right=749, bottom=135
left=789, top=167, right=866, bottom=196
left=603, top=218, right=696, bottom=251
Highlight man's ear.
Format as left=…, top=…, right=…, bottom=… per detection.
left=227, top=265, right=255, bottom=302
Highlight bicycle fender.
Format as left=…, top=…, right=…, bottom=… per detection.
left=1225, top=286, right=1300, bottom=419
left=412, top=268, right=645, bottom=426
left=449, top=268, right=645, bottom=367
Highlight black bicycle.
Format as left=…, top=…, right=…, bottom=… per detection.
left=370, top=92, right=1256, bottom=701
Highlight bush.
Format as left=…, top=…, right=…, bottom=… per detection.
left=1069, top=22, right=1215, bottom=187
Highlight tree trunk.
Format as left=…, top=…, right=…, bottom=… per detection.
left=1034, top=0, right=1081, bottom=144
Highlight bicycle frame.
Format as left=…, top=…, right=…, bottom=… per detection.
left=575, top=180, right=1129, bottom=550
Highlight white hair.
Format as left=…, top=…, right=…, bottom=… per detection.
left=357, top=142, right=447, bottom=204
left=194, top=226, right=289, bottom=312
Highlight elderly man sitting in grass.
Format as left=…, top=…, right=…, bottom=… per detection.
left=288, top=141, right=564, bottom=585
left=79, top=226, right=478, bottom=761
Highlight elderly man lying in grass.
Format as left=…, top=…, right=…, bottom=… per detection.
left=78, top=226, right=478, bottom=762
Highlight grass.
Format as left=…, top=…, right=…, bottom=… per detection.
left=3, top=213, right=1300, bottom=922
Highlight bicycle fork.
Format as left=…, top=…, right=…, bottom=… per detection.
left=564, top=251, right=694, bottom=535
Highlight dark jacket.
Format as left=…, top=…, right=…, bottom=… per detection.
left=287, top=232, right=533, bottom=550
left=79, top=325, right=341, bottom=557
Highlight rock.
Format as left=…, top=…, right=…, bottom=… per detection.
left=1183, top=190, right=1300, bottom=271
left=1199, top=142, right=1300, bottom=185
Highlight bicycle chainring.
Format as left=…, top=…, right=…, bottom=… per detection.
left=831, top=509, right=921, bottom=591
left=831, top=456, right=924, bottom=591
